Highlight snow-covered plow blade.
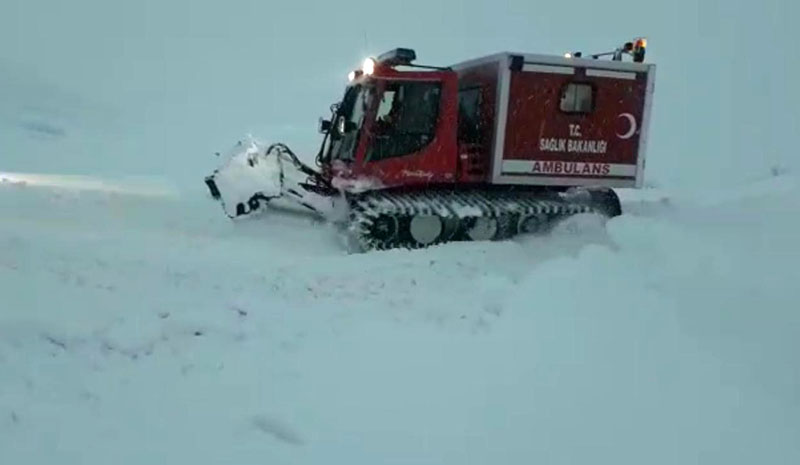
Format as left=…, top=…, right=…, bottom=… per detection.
left=204, top=139, right=335, bottom=219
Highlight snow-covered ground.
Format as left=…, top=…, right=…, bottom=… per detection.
left=1, top=173, right=798, bottom=464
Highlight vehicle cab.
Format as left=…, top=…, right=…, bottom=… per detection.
left=319, top=49, right=459, bottom=190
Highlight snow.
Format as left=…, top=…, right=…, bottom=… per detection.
left=452, top=204, right=484, bottom=218
left=210, top=138, right=284, bottom=216
left=2, top=173, right=799, bottom=464
left=2, top=1, right=798, bottom=461
left=331, top=173, right=385, bottom=193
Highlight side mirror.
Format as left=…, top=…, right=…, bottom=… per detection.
left=336, top=115, right=357, bottom=134
left=318, top=118, right=332, bottom=133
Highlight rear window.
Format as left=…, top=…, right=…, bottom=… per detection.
left=560, top=83, right=593, bottom=113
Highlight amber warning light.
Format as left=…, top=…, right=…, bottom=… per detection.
left=626, top=37, right=647, bottom=62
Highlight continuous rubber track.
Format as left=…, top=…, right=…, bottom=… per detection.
left=347, top=187, right=621, bottom=251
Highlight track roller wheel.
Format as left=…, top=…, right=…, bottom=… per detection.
left=408, top=214, right=443, bottom=246
left=464, top=215, right=514, bottom=241
left=465, top=216, right=498, bottom=241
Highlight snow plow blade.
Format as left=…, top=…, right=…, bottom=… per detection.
left=204, top=138, right=335, bottom=219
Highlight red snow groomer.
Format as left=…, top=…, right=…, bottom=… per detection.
left=205, top=39, right=655, bottom=251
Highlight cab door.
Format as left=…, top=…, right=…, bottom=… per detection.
left=354, top=73, right=459, bottom=188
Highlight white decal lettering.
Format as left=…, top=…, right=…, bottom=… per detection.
left=539, top=138, right=608, bottom=154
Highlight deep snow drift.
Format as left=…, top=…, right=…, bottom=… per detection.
left=1, top=174, right=799, bottom=464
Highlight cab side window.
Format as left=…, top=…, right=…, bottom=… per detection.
left=458, top=86, right=483, bottom=144
left=368, top=81, right=441, bottom=161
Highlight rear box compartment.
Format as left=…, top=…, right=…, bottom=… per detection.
left=454, top=53, right=655, bottom=188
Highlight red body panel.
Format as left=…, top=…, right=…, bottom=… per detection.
left=502, top=66, right=647, bottom=181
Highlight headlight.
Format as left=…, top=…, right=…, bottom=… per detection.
left=362, top=57, right=376, bottom=76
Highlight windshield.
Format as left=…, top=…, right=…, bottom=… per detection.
left=326, top=84, right=371, bottom=162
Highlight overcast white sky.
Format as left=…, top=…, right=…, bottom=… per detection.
left=1, top=0, right=797, bottom=188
